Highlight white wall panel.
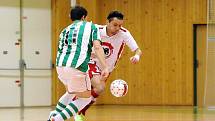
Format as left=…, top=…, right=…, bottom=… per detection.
left=0, top=0, right=20, bottom=69
left=0, top=70, right=20, bottom=107
left=23, top=0, right=51, bottom=69
left=24, top=70, right=51, bottom=106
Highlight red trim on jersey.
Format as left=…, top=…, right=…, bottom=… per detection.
left=99, top=27, right=104, bottom=29
left=88, top=60, right=110, bottom=82
left=120, top=28, right=127, bottom=32
left=88, top=62, right=101, bottom=79
left=114, top=42, right=125, bottom=66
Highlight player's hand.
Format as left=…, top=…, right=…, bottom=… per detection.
left=130, top=54, right=140, bottom=64
left=101, top=67, right=109, bottom=78
left=90, top=52, right=97, bottom=59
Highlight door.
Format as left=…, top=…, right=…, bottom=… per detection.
left=205, top=24, right=215, bottom=108
left=0, top=0, right=51, bottom=107
left=196, top=24, right=215, bottom=108
left=196, top=25, right=207, bottom=107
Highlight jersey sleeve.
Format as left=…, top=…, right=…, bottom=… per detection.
left=124, top=30, right=139, bottom=52
left=91, top=23, right=101, bottom=42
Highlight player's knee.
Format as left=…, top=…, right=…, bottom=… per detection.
left=96, top=84, right=105, bottom=94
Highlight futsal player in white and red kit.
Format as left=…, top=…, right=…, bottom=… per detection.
left=75, top=10, right=142, bottom=121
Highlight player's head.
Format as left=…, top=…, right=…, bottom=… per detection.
left=70, top=5, right=88, bottom=21
left=106, top=11, right=124, bottom=36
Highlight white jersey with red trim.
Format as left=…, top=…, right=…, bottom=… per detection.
left=92, top=25, right=139, bottom=72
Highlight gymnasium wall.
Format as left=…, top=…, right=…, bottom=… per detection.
left=51, top=0, right=207, bottom=105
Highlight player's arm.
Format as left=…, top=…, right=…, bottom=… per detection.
left=91, top=23, right=109, bottom=77
left=93, top=40, right=109, bottom=77
left=130, top=48, right=142, bottom=64
left=123, top=29, right=142, bottom=64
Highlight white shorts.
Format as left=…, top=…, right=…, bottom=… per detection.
left=56, top=67, right=91, bottom=93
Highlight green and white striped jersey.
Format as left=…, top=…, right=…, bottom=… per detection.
left=56, top=20, right=101, bottom=72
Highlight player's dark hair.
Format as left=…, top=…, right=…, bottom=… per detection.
left=107, top=11, right=124, bottom=22
left=70, top=5, right=88, bottom=21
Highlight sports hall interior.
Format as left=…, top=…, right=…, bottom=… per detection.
left=0, top=0, right=215, bottom=121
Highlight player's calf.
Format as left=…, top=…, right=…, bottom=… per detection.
left=93, top=83, right=105, bottom=94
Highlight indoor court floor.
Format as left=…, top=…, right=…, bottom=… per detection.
left=0, top=105, right=215, bottom=121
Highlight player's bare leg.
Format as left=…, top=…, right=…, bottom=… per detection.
left=74, top=75, right=107, bottom=121
left=91, top=74, right=106, bottom=94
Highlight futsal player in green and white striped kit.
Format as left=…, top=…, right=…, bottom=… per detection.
left=48, top=6, right=109, bottom=121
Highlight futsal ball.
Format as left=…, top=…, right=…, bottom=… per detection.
left=110, top=79, right=128, bottom=97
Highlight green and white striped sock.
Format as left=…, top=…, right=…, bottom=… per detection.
left=52, top=92, right=74, bottom=116
left=54, top=97, right=91, bottom=121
